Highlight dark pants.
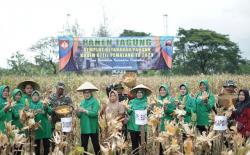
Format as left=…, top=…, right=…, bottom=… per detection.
left=197, top=125, right=207, bottom=134
left=35, top=138, right=50, bottom=155
left=14, top=145, right=22, bottom=155
left=129, top=131, right=147, bottom=155
left=122, top=124, right=128, bottom=141
left=81, top=134, right=100, bottom=155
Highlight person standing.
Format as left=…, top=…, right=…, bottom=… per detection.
left=233, top=89, right=250, bottom=138
left=29, top=91, right=52, bottom=155
left=0, top=85, right=12, bottom=133
left=194, top=80, right=215, bottom=134
left=177, top=83, right=194, bottom=123
left=12, top=89, right=25, bottom=130
left=127, top=84, right=152, bottom=155
left=48, top=82, right=72, bottom=129
left=76, top=82, right=100, bottom=155
left=218, top=80, right=238, bottom=109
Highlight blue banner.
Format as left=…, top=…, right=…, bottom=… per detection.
left=58, top=36, right=174, bottom=71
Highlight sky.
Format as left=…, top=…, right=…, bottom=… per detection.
left=0, top=0, right=249, bottom=68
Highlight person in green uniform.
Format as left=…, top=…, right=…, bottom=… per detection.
left=194, top=80, right=215, bottom=134
left=76, top=82, right=100, bottom=155
left=127, top=84, right=152, bottom=155
left=157, top=84, right=175, bottom=155
left=17, top=80, right=40, bottom=104
left=12, top=89, right=25, bottom=130
left=29, top=90, right=52, bottom=155
left=157, top=84, right=176, bottom=131
left=0, top=85, right=13, bottom=133
left=177, top=83, right=194, bottom=123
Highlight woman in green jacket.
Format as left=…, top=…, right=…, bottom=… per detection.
left=127, top=84, right=152, bottom=155
left=29, top=91, right=52, bottom=155
left=157, top=84, right=176, bottom=155
left=0, top=85, right=12, bottom=133
left=76, top=82, right=100, bottom=155
left=157, top=84, right=176, bottom=131
left=194, top=80, right=215, bottom=134
left=178, top=83, right=194, bottom=123
left=12, top=89, right=25, bottom=130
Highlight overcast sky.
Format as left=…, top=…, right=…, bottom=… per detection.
left=0, top=0, right=249, bottom=68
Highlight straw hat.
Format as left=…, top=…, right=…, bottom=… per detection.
left=122, top=72, right=137, bottom=88
left=17, top=80, right=40, bottom=91
left=77, top=82, right=98, bottom=92
left=130, top=84, right=152, bottom=96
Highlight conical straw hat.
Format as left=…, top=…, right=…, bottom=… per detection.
left=130, top=84, right=152, bottom=96
left=17, top=80, right=40, bottom=91
left=77, top=82, right=98, bottom=92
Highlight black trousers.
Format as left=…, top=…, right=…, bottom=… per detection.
left=159, top=143, right=164, bottom=155
left=197, top=125, right=208, bottom=134
left=81, top=133, right=101, bottom=155
left=35, top=138, right=50, bottom=155
left=129, top=131, right=147, bottom=155
left=14, top=145, right=22, bottom=155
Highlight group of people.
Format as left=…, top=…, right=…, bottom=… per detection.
left=0, top=79, right=250, bottom=155
left=0, top=81, right=72, bottom=155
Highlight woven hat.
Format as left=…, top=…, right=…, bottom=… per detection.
left=77, top=82, right=98, bottom=92
left=17, top=80, right=40, bottom=91
left=130, top=84, right=152, bottom=96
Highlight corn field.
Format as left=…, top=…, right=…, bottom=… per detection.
left=1, top=73, right=250, bottom=155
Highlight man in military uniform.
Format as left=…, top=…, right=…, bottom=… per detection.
left=48, top=82, right=72, bottom=129
left=218, top=80, right=238, bottom=109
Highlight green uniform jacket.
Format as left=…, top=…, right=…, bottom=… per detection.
left=157, top=84, right=176, bottom=131
left=12, top=89, right=25, bottom=130
left=178, top=83, right=194, bottom=123
left=21, top=93, right=32, bottom=105
left=0, top=85, right=12, bottom=133
left=127, top=90, right=148, bottom=132
left=194, top=80, right=215, bottom=126
left=29, top=100, right=52, bottom=140
left=78, top=96, right=100, bottom=134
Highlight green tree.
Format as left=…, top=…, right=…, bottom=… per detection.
left=30, top=21, right=83, bottom=74
left=30, top=37, right=58, bottom=74
left=173, top=28, right=242, bottom=74
left=238, top=59, right=250, bottom=74
left=7, top=51, right=34, bottom=75
left=120, top=29, right=151, bottom=37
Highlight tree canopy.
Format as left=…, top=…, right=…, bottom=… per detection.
left=173, top=28, right=244, bottom=74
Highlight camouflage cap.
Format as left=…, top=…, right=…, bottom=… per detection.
left=114, top=83, right=124, bottom=90
left=57, top=82, right=65, bottom=89
left=223, top=80, right=237, bottom=87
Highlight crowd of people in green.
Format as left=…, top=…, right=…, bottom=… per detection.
left=0, top=79, right=250, bottom=155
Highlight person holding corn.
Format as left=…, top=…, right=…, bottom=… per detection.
left=157, top=84, right=176, bottom=130
left=29, top=90, right=52, bottom=155
left=177, top=83, right=194, bottom=124
left=76, top=82, right=101, bottom=155
left=194, top=80, right=215, bottom=134
left=127, top=84, right=152, bottom=155
left=0, top=85, right=13, bottom=133
left=157, top=84, right=176, bottom=155
left=12, top=88, right=25, bottom=130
